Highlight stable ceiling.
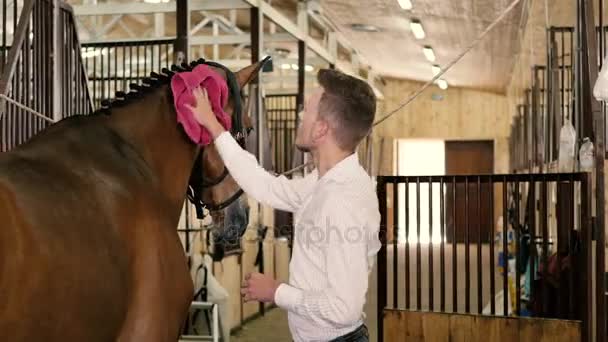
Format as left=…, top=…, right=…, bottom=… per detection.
left=69, top=0, right=529, bottom=94
left=320, top=0, right=527, bottom=93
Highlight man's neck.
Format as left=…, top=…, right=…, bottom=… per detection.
left=312, top=145, right=354, bottom=178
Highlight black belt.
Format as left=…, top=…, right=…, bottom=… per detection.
left=328, top=324, right=368, bottom=342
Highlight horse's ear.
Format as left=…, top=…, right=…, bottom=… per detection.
left=235, top=56, right=271, bottom=88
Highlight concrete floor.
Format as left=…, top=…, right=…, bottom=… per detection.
left=232, top=308, right=292, bottom=342
left=230, top=243, right=503, bottom=342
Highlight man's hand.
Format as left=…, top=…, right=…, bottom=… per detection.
left=185, top=86, right=226, bottom=139
left=241, top=272, right=282, bottom=303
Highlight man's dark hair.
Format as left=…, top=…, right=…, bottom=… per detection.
left=317, top=69, right=376, bottom=151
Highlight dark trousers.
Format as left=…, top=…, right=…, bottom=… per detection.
left=328, top=324, right=369, bottom=342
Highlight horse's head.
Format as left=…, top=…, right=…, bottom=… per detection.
left=184, top=59, right=268, bottom=260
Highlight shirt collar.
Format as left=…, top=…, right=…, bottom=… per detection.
left=318, top=153, right=360, bottom=184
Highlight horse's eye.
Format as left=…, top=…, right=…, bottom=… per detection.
left=246, top=127, right=254, bottom=135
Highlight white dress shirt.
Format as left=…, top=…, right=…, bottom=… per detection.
left=214, top=131, right=381, bottom=342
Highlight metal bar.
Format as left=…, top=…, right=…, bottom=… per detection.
left=392, top=181, right=398, bottom=309
left=541, top=176, right=549, bottom=316
left=490, top=177, right=496, bottom=315
left=45, top=0, right=51, bottom=117
left=24, top=19, right=29, bottom=137
left=69, top=18, right=73, bottom=116
left=175, top=0, right=188, bottom=62
left=405, top=178, right=410, bottom=309
left=100, top=46, right=105, bottom=100
left=452, top=176, right=458, bottom=312
left=465, top=177, right=470, bottom=313
left=416, top=177, right=421, bottom=311
left=2, top=0, right=6, bottom=72
left=115, top=44, right=118, bottom=96
left=36, top=1, right=41, bottom=114
left=596, top=4, right=607, bottom=341
left=428, top=177, right=434, bottom=311
left=477, top=176, right=482, bottom=314
left=514, top=180, right=521, bottom=316
left=502, top=177, right=508, bottom=316
left=376, top=179, right=387, bottom=342
left=440, top=178, right=445, bottom=312
left=0, top=0, right=35, bottom=96
left=122, top=44, right=126, bottom=92
left=568, top=175, right=575, bottom=319
left=92, top=46, right=97, bottom=106
left=165, top=42, right=169, bottom=68
left=528, top=177, right=537, bottom=320
left=297, top=40, right=305, bottom=115
left=136, top=44, right=139, bottom=83
left=378, top=173, right=587, bottom=183
left=580, top=172, right=592, bottom=342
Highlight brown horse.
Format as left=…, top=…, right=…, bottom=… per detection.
left=0, top=59, right=263, bottom=341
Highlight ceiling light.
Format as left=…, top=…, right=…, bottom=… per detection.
left=397, top=0, right=413, bottom=10
left=143, top=0, right=170, bottom=3
left=437, top=79, right=448, bottom=90
left=280, top=63, right=291, bottom=70
left=305, top=65, right=314, bottom=72
left=432, top=65, right=441, bottom=76
left=349, top=23, right=381, bottom=32
left=423, top=46, right=436, bottom=62
left=291, top=64, right=299, bottom=70
left=410, top=19, right=425, bottom=40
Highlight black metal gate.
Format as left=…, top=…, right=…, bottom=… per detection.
left=81, top=38, right=175, bottom=109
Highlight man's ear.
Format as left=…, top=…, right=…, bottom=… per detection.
left=312, top=118, right=330, bottom=143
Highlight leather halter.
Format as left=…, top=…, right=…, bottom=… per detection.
left=186, top=56, right=270, bottom=218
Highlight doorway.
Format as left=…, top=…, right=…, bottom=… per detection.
left=444, top=140, right=494, bottom=243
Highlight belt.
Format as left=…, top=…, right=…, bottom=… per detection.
left=328, top=324, right=368, bottom=342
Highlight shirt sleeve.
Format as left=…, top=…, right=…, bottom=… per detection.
left=274, top=195, right=369, bottom=328
left=214, top=131, right=314, bottom=212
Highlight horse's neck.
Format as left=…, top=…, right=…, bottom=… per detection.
left=108, top=87, right=197, bottom=211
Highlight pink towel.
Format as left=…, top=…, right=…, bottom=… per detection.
left=171, top=64, right=232, bottom=145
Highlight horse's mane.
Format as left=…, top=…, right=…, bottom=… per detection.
left=92, top=58, right=209, bottom=116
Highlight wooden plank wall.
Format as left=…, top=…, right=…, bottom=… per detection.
left=384, top=309, right=581, bottom=342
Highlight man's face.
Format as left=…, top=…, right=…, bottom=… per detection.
left=295, top=88, right=327, bottom=153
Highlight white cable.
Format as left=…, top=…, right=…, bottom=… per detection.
left=373, top=0, right=523, bottom=127
left=0, top=94, right=56, bottom=123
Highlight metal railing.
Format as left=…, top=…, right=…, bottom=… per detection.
left=81, top=38, right=175, bottom=109
left=376, top=173, right=601, bottom=342
left=265, top=94, right=298, bottom=174
left=510, top=26, right=608, bottom=170
left=0, top=0, right=92, bottom=152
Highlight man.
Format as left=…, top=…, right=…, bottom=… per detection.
left=187, top=69, right=380, bottom=342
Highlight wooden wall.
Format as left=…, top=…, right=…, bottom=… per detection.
left=384, top=309, right=581, bottom=342
left=372, top=77, right=510, bottom=176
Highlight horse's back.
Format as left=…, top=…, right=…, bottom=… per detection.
left=0, top=144, right=131, bottom=341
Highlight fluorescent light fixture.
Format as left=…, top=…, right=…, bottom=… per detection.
left=423, top=46, right=436, bottom=62
left=397, top=0, right=413, bottom=10
left=280, top=63, right=291, bottom=70
left=410, top=19, right=425, bottom=40
left=305, top=65, right=314, bottom=72
left=432, top=65, right=441, bottom=76
left=350, top=23, right=381, bottom=32
left=437, top=79, right=448, bottom=90
left=291, top=64, right=299, bottom=70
